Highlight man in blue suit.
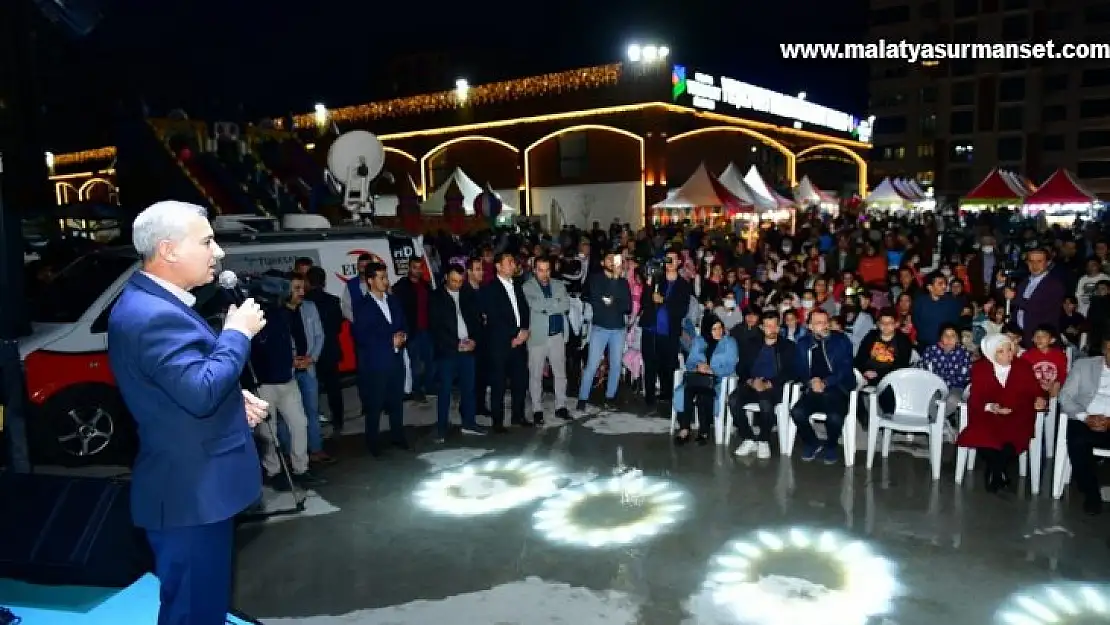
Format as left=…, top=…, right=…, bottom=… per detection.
left=107, top=201, right=268, bottom=625
left=352, top=261, right=408, bottom=455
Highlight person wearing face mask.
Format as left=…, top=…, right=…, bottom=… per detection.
left=714, top=293, right=744, bottom=331
left=966, top=236, right=998, bottom=300
left=791, top=309, right=855, bottom=464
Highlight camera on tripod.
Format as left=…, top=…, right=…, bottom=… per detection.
left=643, top=255, right=673, bottom=285
left=235, top=272, right=291, bottom=309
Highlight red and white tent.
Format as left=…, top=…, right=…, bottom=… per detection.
left=961, top=168, right=1027, bottom=208
left=1024, top=168, right=1097, bottom=207
left=653, top=163, right=750, bottom=220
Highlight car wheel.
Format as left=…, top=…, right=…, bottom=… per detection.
left=34, top=384, right=135, bottom=467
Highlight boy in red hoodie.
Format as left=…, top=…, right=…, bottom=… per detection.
left=1020, top=323, right=1068, bottom=398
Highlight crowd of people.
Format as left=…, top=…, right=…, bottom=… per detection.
left=256, top=210, right=1110, bottom=516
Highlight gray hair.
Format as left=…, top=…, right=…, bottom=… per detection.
left=132, top=201, right=208, bottom=260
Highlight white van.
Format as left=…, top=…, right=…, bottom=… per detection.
left=19, top=225, right=424, bottom=466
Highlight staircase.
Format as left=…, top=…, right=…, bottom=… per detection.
left=148, top=120, right=260, bottom=215
left=216, top=149, right=301, bottom=218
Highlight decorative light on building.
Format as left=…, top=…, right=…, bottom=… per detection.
left=627, top=43, right=669, bottom=64
left=286, top=64, right=623, bottom=128
left=455, top=78, right=470, bottom=103
left=52, top=146, right=116, bottom=167
left=313, top=104, right=328, bottom=127
left=45, top=151, right=55, bottom=172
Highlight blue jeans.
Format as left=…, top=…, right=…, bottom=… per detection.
left=437, top=352, right=477, bottom=436
left=578, top=326, right=625, bottom=401
left=278, top=369, right=323, bottom=454
left=407, top=330, right=436, bottom=396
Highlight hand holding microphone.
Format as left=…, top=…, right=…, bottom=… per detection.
left=218, top=270, right=266, bottom=338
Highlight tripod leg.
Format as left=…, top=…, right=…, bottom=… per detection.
left=261, top=416, right=307, bottom=511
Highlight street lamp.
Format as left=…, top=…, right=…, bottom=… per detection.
left=626, top=42, right=669, bottom=64
left=455, top=78, right=469, bottom=103
left=313, top=103, right=327, bottom=127
left=44, top=151, right=54, bottom=172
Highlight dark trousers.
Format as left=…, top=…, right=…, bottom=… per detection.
left=358, top=354, right=405, bottom=448
left=858, top=378, right=895, bottom=429
left=407, top=330, right=436, bottom=396
left=437, top=352, right=477, bottom=435
left=475, top=341, right=490, bottom=413
left=790, top=389, right=848, bottom=448
left=316, top=358, right=344, bottom=431
left=679, top=388, right=714, bottom=432
left=490, top=344, right=528, bottom=425
left=1066, top=418, right=1110, bottom=499
left=977, top=444, right=1017, bottom=480
left=146, top=518, right=234, bottom=625
left=643, top=331, right=680, bottom=401
left=730, top=385, right=779, bottom=442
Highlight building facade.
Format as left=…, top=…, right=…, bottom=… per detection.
left=54, top=61, right=871, bottom=224
left=867, top=0, right=1110, bottom=196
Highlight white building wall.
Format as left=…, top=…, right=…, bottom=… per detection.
left=530, top=181, right=643, bottom=229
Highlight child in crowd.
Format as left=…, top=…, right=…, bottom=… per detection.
left=1020, top=324, right=1068, bottom=399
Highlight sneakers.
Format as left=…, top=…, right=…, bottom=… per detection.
left=756, top=442, right=772, bottom=459
left=821, top=446, right=840, bottom=465
left=734, top=440, right=758, bottom=457
left=461, top=424, right=488, bottom=436
left=735, top=440, right=773, bottom=459
left=555, top=407, right=572, bottom=420
left=801, top=444, right=822, bottom=462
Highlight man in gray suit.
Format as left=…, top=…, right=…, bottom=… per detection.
left=1058, top=338, right=1110, bottom=515
left=522, top=257, right=572, bottom=424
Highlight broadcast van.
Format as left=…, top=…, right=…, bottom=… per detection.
left=18, top=217, right=425, bottom=466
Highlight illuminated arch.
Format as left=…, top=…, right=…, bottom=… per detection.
left=54, top=181, right=79, bottom=205
left=795, top=143, right=869, bottom=195
left=523, top=124, right=645, bottom=224
left=419, top=135, right=520, bottom=199
left=78, top=178, right=116, bottom=201
left=383, top=146, right=417, bottom=163
left=666, top=126, right=797, bottom=186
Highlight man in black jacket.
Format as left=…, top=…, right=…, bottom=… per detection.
left=430, top=264, right=487, bottom=441
left=481, top=252, right=532, bottom=431
left=730, top=311, right=797, bottom=458
left=304, top=266, right=346, bottom=435
left=640, top=248, right=692, bottom=408
left=391, top=257, right=435, bottom=401
left=576, top=250, right=633, bottom=411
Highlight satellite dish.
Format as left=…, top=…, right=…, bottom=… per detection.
left=327, top=130, right=385, bottom=220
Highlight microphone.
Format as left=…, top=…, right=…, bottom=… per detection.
left=218, top=270, right=243, bottom=304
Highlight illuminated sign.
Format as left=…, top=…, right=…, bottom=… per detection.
left=672, top=65, right=870, bottom=141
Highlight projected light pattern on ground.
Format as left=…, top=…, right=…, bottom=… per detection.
left=996, top=583, right=1110, bottom=624
left=413, top=457, right=561, bottom=516
left=703, top=528, right=897, bottom=625
left=532, top=474, right=688, bottom=548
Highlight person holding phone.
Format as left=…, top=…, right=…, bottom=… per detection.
left=577, top=250, right=632, bottom=412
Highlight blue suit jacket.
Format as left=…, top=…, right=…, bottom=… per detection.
left=351, top=291, right=407, bottom=371
left=795, top=331, right=855, bottom=395
left=107, top=272, right=261, bottom=530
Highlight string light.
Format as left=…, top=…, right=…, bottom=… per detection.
left=53, top=146, right=116, bottom=167
left=284, top=64, right=623, bottom=129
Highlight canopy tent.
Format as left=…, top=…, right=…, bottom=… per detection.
left=793, top=175, right=836, bottom=204
left=420, top=167, right=516, bottom=215
left=892, top=178, right=922, bottom=201
left=719, top=163, right=775, bottom=210
left=743, top=166, right=794, bottom=209
left=864, top=177, right=913, bottom=209
left=906, top=179, right=928, bottom=199
left=961, top=168, right=1027, bottom=207
left=653, top=162, right=749, bottom=212
left=1003, top=169, right=1037, bottom=195
left=1024, top=168, right=1097, bottom=207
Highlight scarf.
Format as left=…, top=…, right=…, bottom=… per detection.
left=981, top=334, right=1013, bottom=386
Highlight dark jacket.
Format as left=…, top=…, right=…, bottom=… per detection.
left=480, top=277, right=531, bottom=358
left=854, top=329, right=913, bottom=379
left=429, top=286, right=482, bottom=358
left=586, top=273, right=632, bottom=329
left=639, top=275, right=692, bottom=339
left=391, top=276, right=433, bottom=333
left=305, top=288, right=343, bottom=365
left=735, top=335, right=798, bottom=388
left=351, top=291, right=406, bottom=371
left=1014, top=272, right=1066, bottom=347
left=795, top=331, right=855, bottom=395
left=250, top=305, right=294, bottom=385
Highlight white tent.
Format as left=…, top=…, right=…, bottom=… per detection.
left=719, top=163, right=775, bottom=210
left=653, top=162, right=741, bottom=208
left=892, top=178, right=921, bottom=201
left=1000, top=169, right=1031, bottom=195
left=420, top=167, right=516, bottom=215
left=906, top=179, right=928, bottom=199
left=744, top=165, right=794, bottom=208
left=865, top=177, right=911, bottom=207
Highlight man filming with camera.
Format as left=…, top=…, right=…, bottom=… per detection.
left=640, top=248, right=692, bottom=409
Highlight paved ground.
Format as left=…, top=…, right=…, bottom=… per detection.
left=209, top=388, right=1110, bottom=625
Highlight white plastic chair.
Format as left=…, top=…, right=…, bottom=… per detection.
left=1043, top=397, right=1059, bottom=460
left=954, top=384, right=1045, bottom=495
left=1051, top=413, right=1110, bottom=499
left=781, top=369, right=867, bottom=466
left=729, top=383, right=794, bottom=450
left=865, top=369, right=949, bottom=480
left=669, top=368, right=738, bottom=445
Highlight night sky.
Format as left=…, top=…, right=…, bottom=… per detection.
left=38, top=0, right=869, bottom=151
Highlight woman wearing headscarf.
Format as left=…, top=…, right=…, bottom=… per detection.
left=673, top=315, right=739, bottom=445
left=959, top=334, right=1046, bottom=492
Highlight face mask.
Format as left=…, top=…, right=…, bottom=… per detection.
left=802, top=300, right=815, bottom=309
left=696, top=250, right=705, bottom=259
left=782, top=245, right=793, bottom=254
left=724, top=299, right=736, bottom=309
left=941, top=268, right=952, bottom=277
left=982, top=246, right=994, bottom=254
left=704, top=253, right=715, bottom=265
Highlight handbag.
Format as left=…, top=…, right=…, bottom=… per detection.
left=685, top=371, right=717, bottom=395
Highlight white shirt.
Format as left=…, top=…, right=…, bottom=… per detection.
left=370, top=291, right=391, bottom=323
left=498, top=275, right=521, bottom=326
left=447, top=289, right=469, bottom=340
left=142, top=271, right=196, bottom=307
left=1084, top=364, right=1110, bottom=418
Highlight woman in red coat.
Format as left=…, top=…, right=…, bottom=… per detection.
left=958, top=334, right=1047, bottom=492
